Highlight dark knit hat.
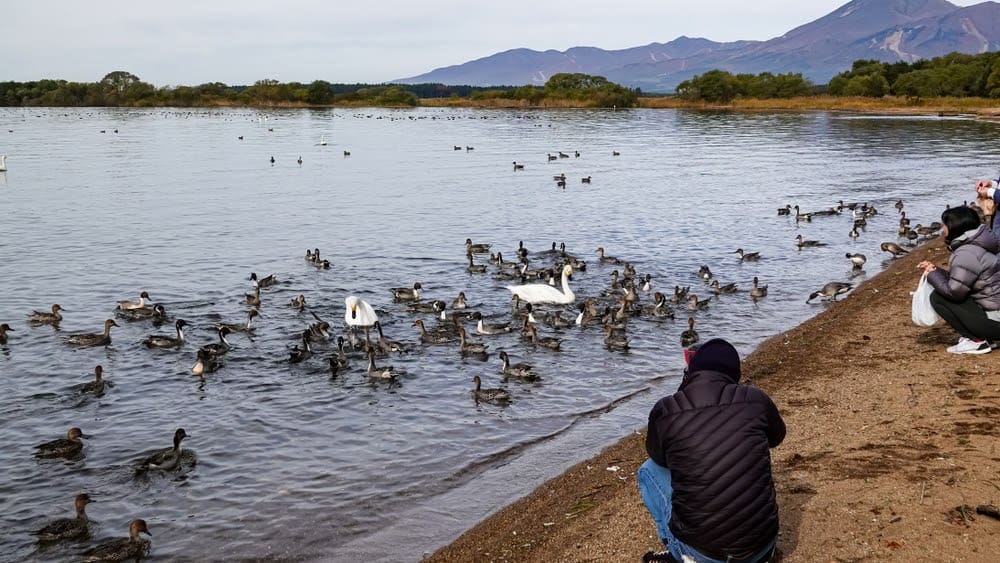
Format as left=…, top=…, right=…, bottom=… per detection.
left=687, top=338, right=741, bottom=380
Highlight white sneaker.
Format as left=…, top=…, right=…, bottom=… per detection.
left=947, top=338, right=991, bottom=355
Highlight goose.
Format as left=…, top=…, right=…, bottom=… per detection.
left=289, top=294, right=307, bottom=310
left=603, top=325, right=630, bottom=351
left=250, top=272, right=276, bottom=289
left=143, top=319, right=187, bottom=348
left=793, top=205, right=812, bottom=222
left=413, top=319, right=452, bottom=344
left=344, top=296, right=378, bottom=327
left=507, top=265, right=574, bottom=304
left=465, top=238, right=491, bottom=254
left=374, top=321, right=407, bottom=354
left=795, top=234, right=826, bottom=248
left=458, top=326, right=489, bottom=358
left=35, top=427, right=86, bottom=459
left=289, top=330, right=313, bottom=363
left=498, top=350, right=539, bottom=382
left=219, top=309, right=259, bottom=333
left=698, top=266, right=712, bottom=280
left=750, top=277, right=768, bottom=299
left=117, top=291, right=151, bottom=311
left=137, top=428, right=189, bottom=472
left=82, top=519, right=151, bottom=563
left=525, top=323, right=561, bottom=350
left=390, top=282, right=422, bottom=301
left=472, top=375, right=510, bottom=404
left=191, top=349, right=220, bottom=376
left=0, top=323, right=11, bottom=345
left=710, top=280, right=739, bottom=294
left=734, top=248, right=760, bottom=261
left=199, top=326, right=232, bottom=357
left=67, top=319, right=117, bottom=347
left=473, top=312, right=510, bottom=335
left=245, top=286, right=261, bottom=307
left=846, top=253, right=867, bottom=268
left=80, top=365, right=111, bottom=395
left=688, top=294, right=711, bottom=311
left=367, top=348, right=397, bottom=379
left=596, top=247, right=622, bottom=264
left=777, top=204, right=791, bottom=215
left=35, top=493, right=92, bottom=542
left=29, top=304, right=64, bottom=325
left=881, top=242, right=909, bottom=258
left=807, top=282, right=853, bottom=302
left=513, top=161, right=525, bottom=170
left=680, top=317, right=699, bottom=347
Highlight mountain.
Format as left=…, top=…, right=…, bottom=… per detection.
left=394, top=0, right=1000, bottom=92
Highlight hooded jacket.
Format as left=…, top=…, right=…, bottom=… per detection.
left=928, top=225, right=1000, bottom=311
left=645, top=339, right=786, bottom=559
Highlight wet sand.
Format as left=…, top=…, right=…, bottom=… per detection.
left=427, top=238, right=1000, bottom=562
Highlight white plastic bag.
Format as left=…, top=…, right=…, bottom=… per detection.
left=911, top=273, right=939, bottom=327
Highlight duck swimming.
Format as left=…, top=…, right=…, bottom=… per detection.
left=250, top=272, right=276, bottom=289
left=525, top=323, right=561, bottom=350
left=596, top=247, right=622, bottom=264
left=219, top=309, right=259, bottom=333
left=466, top=238, right=491, bottom=254
left=82, top=518, right=151, bottom=562
left=344, top=296, right=378, bottom=327
left=467, top=253, right=487, bottom=273
left=807, top=281, right=853, bottom=302
left=507, top=265, right=574, bottom=305
left=688, top=294, right=711, bottom=311
left=710, top=280, right=739, bottom=294
left=199, top=326, right=232, bottom=357
left=191, top=349, right=220, bottom=377
left=734, top=248, right=760, bottom=261
left=29, top=304, right=64, bottom=325
left=367, top=348, right=397, bottom=379
left=413, top=319, right=453, bottom=344
left=680, top=317, right=699, bottom=347
left=117, top=303, right=167, bottom=322
left=80, top=365, right=111, bottom=396
left=498, top=350, right=539, bottom=382
left=67, top=319, right=117, bottom=347
left=137, top=428, right=189, bottom=472
left=35, top=493, right=93, bottom=542
left=472, top=312, right=510, bottom=335
left=0, top=323, right=11, bottom=345
left=289, top=294, right=307, bottom=310
left=373, top=321, right=407, bottom=355
left=245, top=286, right=261, bottom=307
left=698, top=266, right=712, bottom=280
left=846, top=253, right=867, bottom=269
left=289, top=330, right=313, bottom=363
left=390, top=282, right=422, bottom=301
left=35, top=427, right=86, bottom=459
left=458, top=325, right=489, bottom=359
left=750, top=277, right=769, bottom=299
left=603, top=325, right=630, bottom=351
left=472, top=375, right=510, bottom=404
left=117, top=291, right=151, bottom=311
left=795, top=234, right=826, bottom=248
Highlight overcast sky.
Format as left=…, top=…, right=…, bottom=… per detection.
left=5, top=0, right=984, bottom=86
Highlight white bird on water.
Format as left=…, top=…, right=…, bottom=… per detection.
left=507, top=265, right=575, bottom=304
left=344, top=296, right=378, bottom=327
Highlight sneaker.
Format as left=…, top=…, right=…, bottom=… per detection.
left=643, top=551, right=678, bottom=563
left=947, top=338, right=991, bottom=355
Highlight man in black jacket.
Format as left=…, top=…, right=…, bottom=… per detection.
left=640, top=338, right=785, bottom=563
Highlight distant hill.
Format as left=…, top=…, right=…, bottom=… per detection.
left=394, top=0, right=1000, bottom=92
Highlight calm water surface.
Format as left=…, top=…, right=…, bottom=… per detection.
left=0, top=107, right=997, bottom=562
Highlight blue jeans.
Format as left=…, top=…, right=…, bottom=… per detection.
left=637, top=459, right=777, bottom=563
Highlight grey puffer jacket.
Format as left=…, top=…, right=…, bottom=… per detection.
left=928, top=225, right=1000, bottom=310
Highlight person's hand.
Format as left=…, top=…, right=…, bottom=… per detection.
left=918, top=261, right=937, bottom=273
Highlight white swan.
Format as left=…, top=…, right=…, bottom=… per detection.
left=507, top=265, right=575, bottom=304
left=344, top=296, right=378, bottom=327
left=0, top=155, right=6, bottom=172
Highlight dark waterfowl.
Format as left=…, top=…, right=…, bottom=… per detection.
left=467, top=253, right=487, bottom=273
left=472, top=375, right=510, bottom=404
left=413, top=319, right=452, bottom=344
left=465, top=238, right=491, bottom=254
left=777, top=204, right=791, bottom=215
left=289, top=294, right=307, bottom=310
left=697, top=266, right=712, bottom=280
left=793, top=205, right=812, bottom=222
left=117, top=291, right=151, bottom=311
left=525, top=323, right=561, bottom=350
left=191, top=349, right=220, bottom=377
left=374, top=321, right=407, bottom=354
left=29, top=304, right=64, bottom=325
left=0, top=323, right=11, bottom=345
left=458, top=326, right=489, bottom=359
left=390, top=282, right=422, bottom=301
left=750, top=277, right=769, bottom=299
left=219, top=309, right=259, bottom=333
left=710, top=280, right=739, bottom=294
left=35, top=493, right=92, bottom=542
left=807, top=282, right=853, bottom=302
left=688, top=294, right=711, bottom=311
left=117, top=303, right=167, bottom=322
left=734, top=248, right=760, bottom=261
left=80, top=365, right=111, bottom=395
left=473, top=312, right=510, bottom=335
left=498, top=350, right=538, bottom=382
left=603, top=325, right=630, bottom=351
left=67, top=319, right=117, bottom=347
left=846, top=253, right=867, bottom=269
left=35, top=427, right=86, bottom=459
left=82, top=519, right=151, bottom=562
left=596, top=246, right=622, bottom=264
left=244, top=286, right=261, bottom=308
left=289, top=331, right=313, bottom=364
left=451, top=291, right=468, bottom=310
left=795, top=234, right=826, bottom=248
left=881, top=242, right=909, bottom=258
left=680, top=317, right=699, bottom=348
left=367, top=348, right=397, bottom=379
left=142, top=319, right=187, bottom=349
left=137, top=428, right=189, bottom=472
left=250, top=272, right=276, bottom=289
left=199, top=326, right=232, bottom=357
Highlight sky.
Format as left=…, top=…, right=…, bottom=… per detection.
left=4, top=0, right=985, bottom=86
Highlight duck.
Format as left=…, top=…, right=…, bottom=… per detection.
left=330, top=337, right=351, bottom=375
left=795, top=234, right=826, bottom=248
left=645, top=292, right=675, bottom=319
left=777, top=204, right=791, bottom=216
left=680, top=317, right=699, bottom=347
left=603, top=325, right=630, bottom=351
left=191, top=349, right=220, bottom=376
left=137, top=428, right=189, bottom=472
left=846, top=253, right=867, bottom=269
left=698, top=266, right=712, bottom=280
left=472, top=312, right=510, bottom=335
left=390, top=282, right=422, bottom=301
left=553, top=173, right=567, bottom=181
left=312, top=258, right=331, bottom=269
left=498, top=351, right=539, bottom=382
left=35, top=427, right=86, bottom=459
left=288, top=331, right=313, bottom=363
left=82, top=519, right=151, bottom=562
left=793, top=205, right=812, bottom=222
left=117, top=291, right=151, bottom=311
left=451, top=291, right=468, bottom=310
left=807, top=282, right=853, bottom=302
left=250, top=272, right=276, bottom=289
left=80, top=365, right=111, bottom=395
left=612, top=150, right=620, bottom=156
left=525, top=323, right=561, bottom=350
left=199, top=326, right=232, bottom=357
left=289, top=294, right=307, bottom=310
left=640, top=273, right=653, bottom=293
left=297, top=156, right=303, bottom=165
left=671, top=286, right=690, bottom=303
left=895, top=199, right=904, bottom=212
left=734, top=248, right=760, bottom=261
left=367, top=348, right=397, bottom=379
left=244, top=286, right=261, bottom=307
left=513, top=161, right=525, bottom=170
left=458, top=326, right=489, bottom=359
left=881, top=242, right=909, bottom=258
left=67, top=319, right=117, bottom=347
left=408, top=299, right=447, bottom=314
left=345, top=296, right=379, bottom=327
left=35, top=493, right=93, bottom=542
left=507, top=265, right=574, bottom=304
left=305, top=249, right=315, bottom=262
left=467, top=253, right=487, bottom=273
left=472, top=375, right=510, bottom=404
left=596, top=247, right=622, bottom=264
left=413, top=319, right=453, bottom=344
left=750, top=277, right=769, bottom=299
left=914, top=223, right=941, bottom=237
left=219, top=309, right=259, bottom=333
left=143, top=319, right=187, bottom=348
left=0, top=323, right=11, bottom=345
left=710, top=280, right=739, bottom=294
left=306, top=315, right=331, bottom=342
left=581, top=176, right=591, bottom=184
left=688, top=294, right=711, bottom=311
left=374, top=321, right=407, bottom=354
left=117, top=303, right=167, bottom=322
left=465, top=238, right=491, bottom=254
left=849, top=226, right=860, bottom=239
left=29, top=304, right=64, bottom=325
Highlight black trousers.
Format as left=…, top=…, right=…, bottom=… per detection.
left=930, top=292, right=1000, bottom=341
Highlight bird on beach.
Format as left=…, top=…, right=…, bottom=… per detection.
left=846, top=253, right=867, bottom=269
left=807, top=282, right=853, bottom=302
left=881, top=242, right=909, bottom=258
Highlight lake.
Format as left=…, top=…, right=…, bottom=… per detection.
left=0, top=106, right=995, bottom=562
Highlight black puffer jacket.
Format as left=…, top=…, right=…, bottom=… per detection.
left=646, top=339, right=786, bottom=559
left=928, top=225, right=1000, bottom=310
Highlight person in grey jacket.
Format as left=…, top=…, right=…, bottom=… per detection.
left=919, top=205, right=1000, bottom=354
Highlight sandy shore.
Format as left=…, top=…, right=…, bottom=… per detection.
left=426, top=238, right=1000, bottom=562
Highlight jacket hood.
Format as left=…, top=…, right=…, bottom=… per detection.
left=950, top=225, right=999, bottom=253
left=686, top=338, right=741, bottom=383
